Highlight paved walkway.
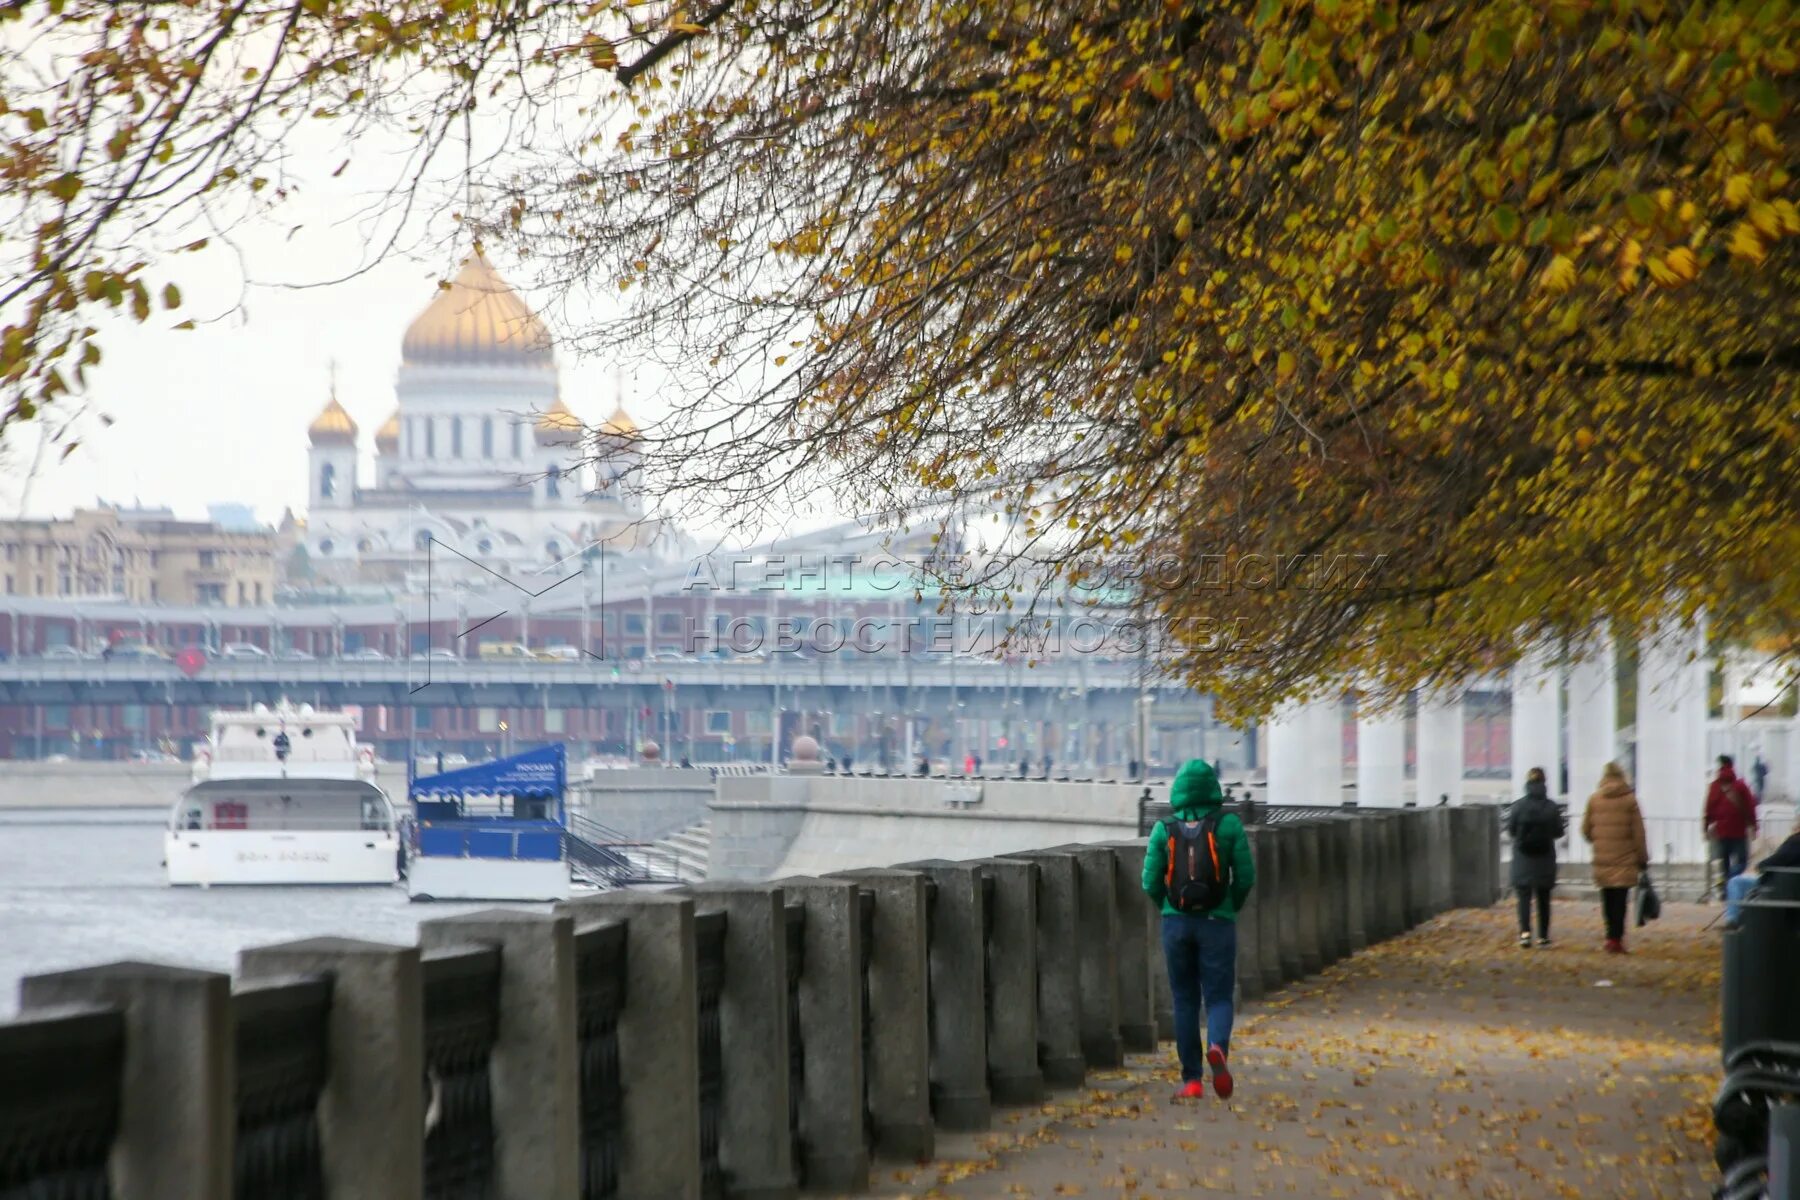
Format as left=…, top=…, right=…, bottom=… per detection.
left=863, top=902, right=1721, bottom=1199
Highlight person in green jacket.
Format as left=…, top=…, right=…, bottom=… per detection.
left=1142, top=758, right=1256, bottom=1100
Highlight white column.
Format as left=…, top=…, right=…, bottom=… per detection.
left=1636, top=619, right=1706, bottom=825
left=1356, top=701, right=1406, bottom=808
left=1266, top=699, right=1341, bottom=807
left=1310, top=697, right=1345, bottom=807
left=1566, top=632, right=1617, bottom=805
left=1415, top=691, right=1464, bottom=807
left=1510, top=645, right=1562, bottom=801
left=1264, top=704, right=1307, bottom=807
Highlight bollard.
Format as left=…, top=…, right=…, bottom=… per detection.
left=776, top=877, right=870, bottom=1192
left=1052, top=844, right=1124, bottom=1069
left=234, top=939, right=422, bottom=1200
left=20, top=962, right=235, bottom=1200
left=828, top=868, right=933, bottom=1161
left=681, top=884, right=797, bottom=1200
left=0, top=1004, right=126, bottom=1199
left=1096, top=841, right=1159, bottom=1052
left=557, top=892, right=701, bottom=1200
left=419, top=911, right=579, bottom=1200
left=979, top=858, right=1047, bottom=1103
left=898, top=859, right=991, bottom=1130
left=1385, top=814, right=1409, bottom=935
left=1014, top=850, right=1086, bottom=1088
left=1344, top=818, right=1369, bottom=952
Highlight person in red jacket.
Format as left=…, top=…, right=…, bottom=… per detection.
left=1704, top=755, right=1759, bottom=898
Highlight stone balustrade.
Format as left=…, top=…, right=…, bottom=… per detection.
left=0, top=806, right=1500, bottom=1200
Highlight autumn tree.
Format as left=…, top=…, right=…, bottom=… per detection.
left=3, top=0, right=1797, bottom=714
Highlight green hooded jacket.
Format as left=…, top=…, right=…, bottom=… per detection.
left=1141, top=759, right=1256, bottom=920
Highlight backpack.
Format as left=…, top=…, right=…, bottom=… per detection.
left=1164, top=815, right=1230, bottom=913
left=1516, top=800, right=1558, bottom=856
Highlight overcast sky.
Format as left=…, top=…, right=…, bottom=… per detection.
left=0, top=105, right=712, bottom=534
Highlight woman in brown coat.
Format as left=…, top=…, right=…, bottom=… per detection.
left=1581, top=762, right=1650, bottom=952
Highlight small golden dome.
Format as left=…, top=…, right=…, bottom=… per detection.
left=598, top=403, right=640, bottom=440
left=535, top=395, right=583, bottom=443
left=375, top=408, right=401, bottom=448
left=308, top=395, right=358, bottom=445
left=401, top=251, right=553, bottom=369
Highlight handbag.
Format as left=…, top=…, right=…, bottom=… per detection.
left=1636, top=869, right=1661, bottom=927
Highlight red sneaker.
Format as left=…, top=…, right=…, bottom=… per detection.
left=1604, top=938, right=1625, bottom=954
left=1207, top=1046, right=1234, bottom=1100
left=1173, top=1079, right=1205, bottom=1101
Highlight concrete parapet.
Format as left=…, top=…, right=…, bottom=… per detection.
left=20, top=961, right=234, bottom=1200
left=1295, top=823, right=1325, bottom=976
left=828, top=868, right=933, bottom=1162
left=557, top=891, right=701, bottom=1200
left=237, top=938, right=423, bottom=1200
left=1094, top=841, right=1159, bottom=1051
left=897, top=859, right=991, bottom=1131
left=419, top=911, right=579, bottom=1200
left=979, top=858, right=1046, bottom=1104
left=681, top=884, right=796, bottom=1200
left=1014, top=850, right=1087, bottom=1089
left=1248, top=826, right=1282, bottom=993
left=1052, top=844, right=1124, bottom=1069
left=775, top=877, right=870, bottom=1193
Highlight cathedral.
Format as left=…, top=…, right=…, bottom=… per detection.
left=299, top=253, right=679, bottom=588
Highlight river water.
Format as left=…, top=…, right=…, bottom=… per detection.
left=0, top=808, right=543, bottom=1016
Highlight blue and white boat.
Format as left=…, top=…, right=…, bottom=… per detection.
left=404, top=744, right=667, bottom=901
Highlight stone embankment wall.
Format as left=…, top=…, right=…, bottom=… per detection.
left=0, top=805, right=1500, bottom=1199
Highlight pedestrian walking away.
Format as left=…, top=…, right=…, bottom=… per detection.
left=1582, top=762, right=1650, bottom=953
left=1141, top=758, right=1256, bottom=1102
left=1506, top=766, right=1566, bottom=948
left=1705, top=755, right=1759, bottom=895
left=1725, top=815, right=1800, bottom=925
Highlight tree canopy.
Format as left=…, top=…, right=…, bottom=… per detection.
left=2, top=0, right=1796, bottom=714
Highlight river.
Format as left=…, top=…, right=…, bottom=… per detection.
left=0, top=808, right=542, bottom=1016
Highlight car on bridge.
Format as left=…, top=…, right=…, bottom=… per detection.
left=478, top=642, right=534, bottom=662
left=410, top=648, right=462, bottom=662
left=536, top=645, right=583, bottom=662
left=343, top=647, right=387, bottom=661
left=40, top=644, right=90, bottom=661
left=220, top=642, right=269, bottom=661
left=106, top=641, right=170, bottom=662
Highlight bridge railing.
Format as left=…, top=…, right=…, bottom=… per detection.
left=0, top=806, right=1500, bottom=1200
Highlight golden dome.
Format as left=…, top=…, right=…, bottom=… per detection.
left=535, top=395, right=583, bottom=443
left=375, top=408, right=401, bottom=448
left=598, top=403, right=640, bottom=440
left=401, top=251, right=554, bottom=369
left=308, top=395, right=358, bottom=445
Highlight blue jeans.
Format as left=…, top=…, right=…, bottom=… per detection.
left=1160, top=912, right=1237, bottom=1082
left=1726, top=873, right=1759, bottom=924
left=1719, top=837, right=1750, bottom=898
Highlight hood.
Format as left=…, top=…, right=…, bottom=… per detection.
left=1169, top=759, right=1224, bottom=818
left=1597, top=776, right=1635, bottom=799
left=1718, top=765, right=1740, bottom=783
left=1524, top=779, right=1549, bottom=801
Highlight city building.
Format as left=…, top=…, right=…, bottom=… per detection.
left=299, top=251, right=680, bottom=589
left=0, top=505, right=276, bottom=606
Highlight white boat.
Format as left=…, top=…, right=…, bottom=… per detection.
left=165, top=700, right=400, bottom=886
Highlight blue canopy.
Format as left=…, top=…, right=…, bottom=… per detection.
left=410, top=744, right=567, bottom=804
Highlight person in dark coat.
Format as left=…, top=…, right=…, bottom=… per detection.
left=1506, top=766, right=1567, bottom=948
